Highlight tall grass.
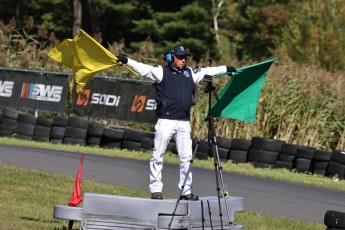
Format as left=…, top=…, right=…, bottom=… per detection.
left=0, top=21, right=344, bottom=150
left=191, top=58, right=345, bottom=150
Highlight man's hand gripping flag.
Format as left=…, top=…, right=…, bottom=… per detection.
left=48, top=29, right=138, bottom=93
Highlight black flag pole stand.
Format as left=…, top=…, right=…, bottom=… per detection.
left=168, top=78, right=232, bottom=230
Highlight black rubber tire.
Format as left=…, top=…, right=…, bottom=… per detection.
left=248, top=149, right=279, bottom=164
left=278, top=153, right=296, bottom=163
left=216, top=136, right=232, bottom=150
left=281, top=143, right=304, bottom=156
left=229, top=149, right=248, bottom=163
left=121, top=140, right=142, bottom=151
left=141, top=137, right=154, bottom=150
left=17, top=113, right=36, bottom=124
left=166, top=142, right=176, bottom=154
left=324, top=210, right=345, bottom=228
left=295, top=158, right=312, bottom=173
left=14, top=122, right=35, bottom=136
left=296, top=147, right=316, bottom=160
left=124, top=128, right=154, bottom=142
left=327, top=161, right=345, bottom=179
left=170, top=142, right=178, bottom=155
left=64, top=126, right=87, bottom=140
left=313, top=161, right=329, bottom=170
left=103, top=127, right=125, bottom=140
left=3, top=108, right=20, bottom=119
left=36, top=117, right=53, bottom=127
left=231, top=138, right=251, bottom=150
left=0, top=117, right=17, bottom=131
left=251, top=137, right=285, bottom=152
left=195, top=151, right=209, bottom=160
left=195, top=140, right=211, bottom=153
left=331, top=150, right=345, bottom=165
left=0, top=129, right=13, bottom=137
left=87, top=136, right=102, bottom=146
left=88, top=122, right=104, bottom=136
left=67, top=116, right=89, bottom=129
left=50, top=126, right=66, bottom=139
left=314, top=150, right=332, bottom=161
left=217, top=147, right=230, bottom=161
left=34, top=125, right=51, bottom=138
left=52, top=116, right=68, bottom=126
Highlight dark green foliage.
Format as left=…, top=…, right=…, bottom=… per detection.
left=1, top=0, right=345, bottom=69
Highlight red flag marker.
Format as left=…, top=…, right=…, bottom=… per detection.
left=69, top=152, right=84, bottom=206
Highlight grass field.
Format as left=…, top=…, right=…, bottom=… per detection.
left=0, top=163, right=325, bottom=230
left=0, top=137, right=335, bottom=229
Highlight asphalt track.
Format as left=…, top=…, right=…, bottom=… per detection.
left=0, top=144, right=344, bottom=224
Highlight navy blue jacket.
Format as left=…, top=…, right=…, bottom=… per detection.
left=155, top=65, right=194, bottom=120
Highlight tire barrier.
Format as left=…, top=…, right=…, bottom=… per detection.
left=87, top=121, right=104, bottom=147
left=50, top=116, right=68, bottom=144
left=63, top=116, right=89, bottom=146
left=229, top=138, right=251, bottom=163
left=0, top=110, right=344, bottom=180
left=324, top=210, right=345, bottom=229
left=0, top=109, right=20, bottom=137
left=33, top=117, right=53, bottom=142
left=247, top=137, right=285, bottom=168
left=13, top=113, right=36, bottom=141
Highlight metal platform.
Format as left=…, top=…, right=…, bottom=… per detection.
left=54, top=193, right=244, bottom=229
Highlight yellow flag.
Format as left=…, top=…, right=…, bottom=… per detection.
left=48, top=29, right=137, bottom=93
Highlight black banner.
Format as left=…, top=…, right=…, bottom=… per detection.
left=72, top=76, right=157, bottom=124
left=0, top=68, right=69, bottom=114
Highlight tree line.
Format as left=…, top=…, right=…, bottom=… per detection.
left=0, top=0, right=344, bottom=71
left=0, top=0, right=344, bottom=150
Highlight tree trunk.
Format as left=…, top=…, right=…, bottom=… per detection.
left=212, top=0, right=224, bottom=45
left=73, top=0, right=82, bottom=37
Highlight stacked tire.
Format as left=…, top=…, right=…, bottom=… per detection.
left=295, top=146, right=316, bottom=173
left=275, top=143, right=303, bottom=170
left=313, top=150, right=332, bottom=176
left=193, top=139, right=211, bottom=160
left=324, top=210, right=345, bottom=229
left=87, top=121, right=104, bottom=147
left=141, top=136, right=155, bottom=152
left=327, top=151, right=345, bottom=180
left=228, top=138, right=251, bottom=163
left=0, top=109, right=20, bottom=137
left=122, top=128, right=154, bottom=151
left=248, top=137, right=285, bottom=168
left=63, top=116, right=89, bottom=146
left=13, top=113, right=36, bottom=141
left=102, top=126, right=126, bottom=149
left=50, top=116, right=68, bottom=144
left=33, top=117, right=53, bottom=142
left=216, top=136, right=232, bottom=162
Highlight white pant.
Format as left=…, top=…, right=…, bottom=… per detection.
left=150, top=119, right=193, bottom=195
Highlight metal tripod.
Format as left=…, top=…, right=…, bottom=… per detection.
left=168, top=81, right=232, bottom=230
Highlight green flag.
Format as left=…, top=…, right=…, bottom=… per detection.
left=209, top=58, right=277, bottom=123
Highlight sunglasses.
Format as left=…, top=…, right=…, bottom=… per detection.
left=175, top=55, right=188, bottom=60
